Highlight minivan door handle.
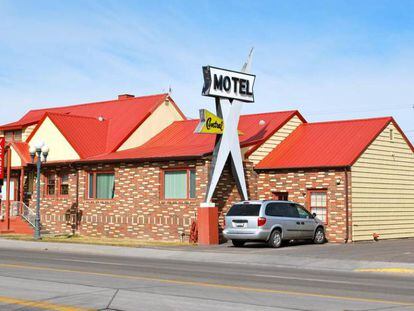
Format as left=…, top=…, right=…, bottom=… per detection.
left=296, top=221, right=300, bottom=225
left=301, top=222, right=305, bottom=225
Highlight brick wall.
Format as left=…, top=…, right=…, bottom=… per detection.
left=26, top=159, right=256, bottom=242
left=256, top=168, right=352, bottom=243
left=24, top=161, right=352, bottom=243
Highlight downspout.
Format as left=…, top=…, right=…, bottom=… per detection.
left=75, top=164, right=80, bottom=235
left=344, top=166, right=350, bottom=243
left=69, top=163, right=80, bottom=235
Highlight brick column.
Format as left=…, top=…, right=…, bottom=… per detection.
left=197, top=202, right=219, bottom=245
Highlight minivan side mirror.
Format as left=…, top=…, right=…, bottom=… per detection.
left=312, top=212, right=317, bottom=218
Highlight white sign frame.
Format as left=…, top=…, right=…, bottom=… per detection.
left=202, top=66, right=255, bottom=103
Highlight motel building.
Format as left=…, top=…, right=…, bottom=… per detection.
left=0, top=92, right=414, bottom=243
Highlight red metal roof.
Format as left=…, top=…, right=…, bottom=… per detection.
left=85, top=110, right=302, bottom=162
left=10, top=142, right=31, bottom=166
left=0, top=94, right=175, bottom=133
left=46, top=112, right=110, bottom=158
left=16, top=93, right=184, bottom=159
left=256, top=117, right=398, bottom=169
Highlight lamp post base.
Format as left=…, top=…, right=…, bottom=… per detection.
left=197, top=202, right=219, bottom=245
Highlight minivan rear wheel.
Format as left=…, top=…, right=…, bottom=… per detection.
left=268, top=230, right=283, bottom=248
left=232, top=240, right=246, bottom=247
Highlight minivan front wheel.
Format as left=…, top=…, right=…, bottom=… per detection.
left=268, top=230, right=283, bottom=248
left=232, top=240, right=246, bottom=247
left=314, top=227, right=326, bottom=244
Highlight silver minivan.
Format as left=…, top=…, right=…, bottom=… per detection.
left=223, top=200, right=326, bottom=248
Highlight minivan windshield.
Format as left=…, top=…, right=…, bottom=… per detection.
left=227, top=204, right=261, bottom=216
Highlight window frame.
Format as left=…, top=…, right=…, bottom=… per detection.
left=86, top=171, right=115, bottom=200
left=307, top=189, right=328, bottom=224
left=44, top=173, right=56, bottom=197
left=161, top=168, right=196, bottom=200
left=58, top=173, right=70, bottom=197
left=4, top=130, right=22, bottom=142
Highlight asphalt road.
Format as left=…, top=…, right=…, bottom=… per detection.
left=0, top=247, right=413, bottom=311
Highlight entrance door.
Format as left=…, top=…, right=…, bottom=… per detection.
left=1, top=179, right=18, bottom=201
left=1, top=178, right=19, bottom=216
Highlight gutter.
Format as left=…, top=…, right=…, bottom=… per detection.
left=344, top=166, right=350, bottom=243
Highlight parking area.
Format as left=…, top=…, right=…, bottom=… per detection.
left=160, top=238, right=414, bottom=263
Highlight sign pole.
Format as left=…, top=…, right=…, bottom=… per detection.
left=197, top=49, right=255, bottom=245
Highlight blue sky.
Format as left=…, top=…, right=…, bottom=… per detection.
left=1, top=0, right=414, bottom=141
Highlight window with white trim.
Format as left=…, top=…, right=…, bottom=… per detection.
left=309, top=191, right=327, bottom=223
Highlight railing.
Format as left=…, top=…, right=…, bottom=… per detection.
left=16, top=202, right=36, bottom=228
left=0, top=201, right=36, bottom=228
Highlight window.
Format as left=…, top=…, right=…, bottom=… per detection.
left=390, top=129, right=394, bottom=141
left=265, top=203, right=299, bottom=218
left=273, top=192, right=288, bottom=201
left=88, top=172, right=115, bottom=199
left=163, top=169, right=196, bottom=199
left=309, top=191, right=327, bottom=223
left=296, top=204, right=312, bottom=219
left=4, top=130, right=22, bottom=142
left=227, top=204, right=261, bottom=216
left=46, top=174, right=56, bottom=196
left=59, top=174, right=69, bottom=196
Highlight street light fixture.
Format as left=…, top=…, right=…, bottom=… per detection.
left=29, top=141, right=49, bottom=240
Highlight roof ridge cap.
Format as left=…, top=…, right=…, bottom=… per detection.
left=26, top=93, right=169, bottom=113
left=241, top=110, right=299, bottom=117
left=46, top=111, right=109, bottom=122
left=305, top=116, right=392, bottom=126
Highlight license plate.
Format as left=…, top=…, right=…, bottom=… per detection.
left=234, top=223, right=246, bottom=228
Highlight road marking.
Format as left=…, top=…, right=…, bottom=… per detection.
left=356, top=268, right=414, bottom=275
left=0, top=295, right=92, bottom=311
left=0, top=263, right=413, bottom=307
left=252, top=274, right=365, bottom=285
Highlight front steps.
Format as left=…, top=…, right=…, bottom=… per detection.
left=0, top=217, right=34, bottom=235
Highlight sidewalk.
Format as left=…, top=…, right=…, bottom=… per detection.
left=1, top=238, right=414, bottom=274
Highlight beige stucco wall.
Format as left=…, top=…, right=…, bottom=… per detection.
left=351, top=122, right=414, bottom=241
left=23, top=124, right=37, bottom=141
left=118, top=100, right=184, bottom=151
left=28, top=117, right=80, bottom=161
left=10, top=145, right=22, bottom=167
left=248, top=115, right=303, bottom=164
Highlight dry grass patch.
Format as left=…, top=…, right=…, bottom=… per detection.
left=0, top=234, right=194, bottom=248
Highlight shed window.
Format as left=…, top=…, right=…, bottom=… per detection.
left=163, top=169, right=196, bottom=199
left=309, top=191, right=327, bottom=223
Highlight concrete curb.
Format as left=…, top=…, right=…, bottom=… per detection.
left=1, top=238, right=414, bottom=273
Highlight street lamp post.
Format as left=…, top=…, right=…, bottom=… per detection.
left=29, top=142, right=49, bottom=240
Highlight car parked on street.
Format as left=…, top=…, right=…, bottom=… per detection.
left=223, top=200, right=326, bottom=248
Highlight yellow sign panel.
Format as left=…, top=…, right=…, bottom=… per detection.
left=195, top=109, right=224, bottom=134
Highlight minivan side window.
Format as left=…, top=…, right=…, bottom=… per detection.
left=265, top=203, right=299, bottom=218
left=296, top=205, right=312, bottom=219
